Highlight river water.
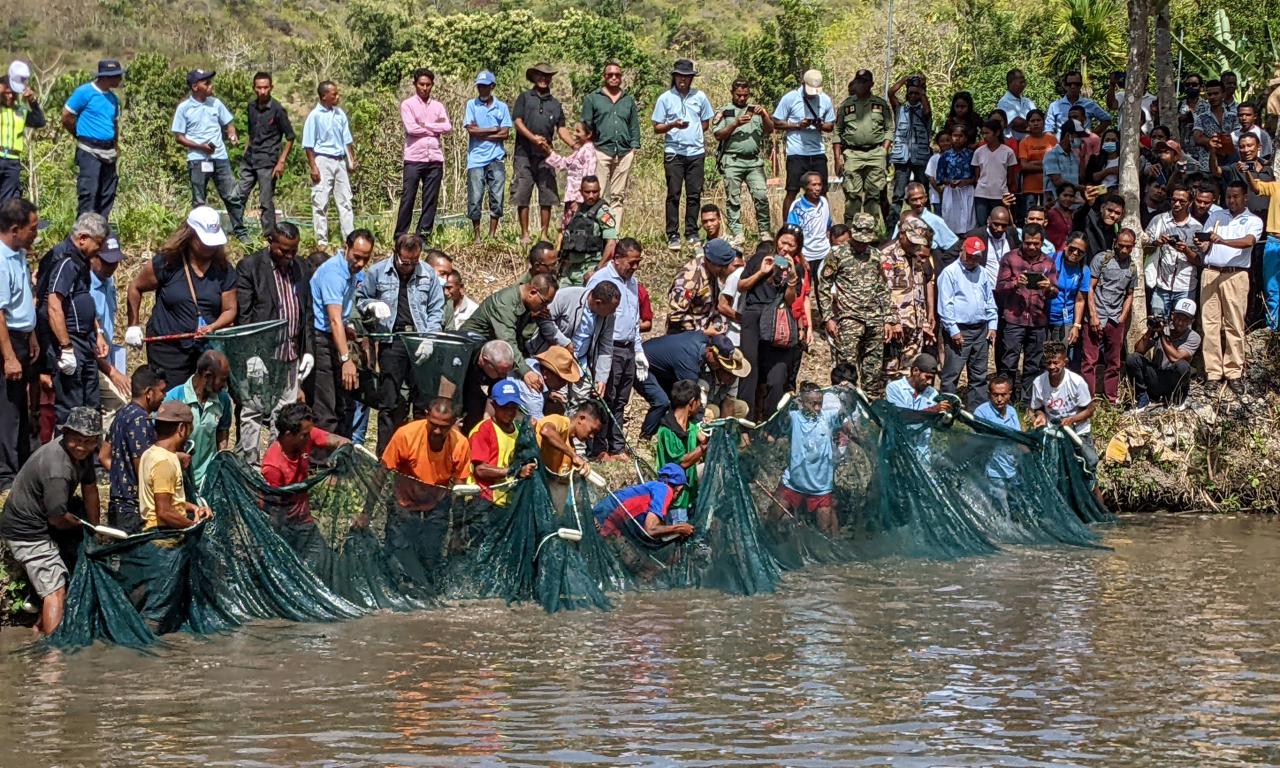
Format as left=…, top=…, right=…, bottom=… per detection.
left=2, top=515, right=1279, bottom=767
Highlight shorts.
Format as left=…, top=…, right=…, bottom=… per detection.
left=776, top=485, right=834, bottom=516
left=510, top=153, right=560, bottom=208
left=4, top=536, right=68, bottom=598
left=785, top=153, right=829, bottom=194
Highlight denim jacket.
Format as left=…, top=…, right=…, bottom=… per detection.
left=356, top=258, right=445, bottom=333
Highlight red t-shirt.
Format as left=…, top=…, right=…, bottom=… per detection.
left=262, top=426, right=331, bottom=523
left=637, top=283, right=654, bottom=323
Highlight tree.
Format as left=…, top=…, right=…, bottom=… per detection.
left=1120, top=0, right=1152, bottom=348
left=1046, top=0, right=1126, bottom=86
left=1154, top=3, right=1176, bottom=131
left=734, top=0, right=827, bottom=105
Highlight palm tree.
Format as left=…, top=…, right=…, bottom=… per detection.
left=1046, top=0, right=1126, bottom=85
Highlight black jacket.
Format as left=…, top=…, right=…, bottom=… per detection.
left=1072, top=202, right=1117, bottom=261
left=235, top=248, right=313, bottom=358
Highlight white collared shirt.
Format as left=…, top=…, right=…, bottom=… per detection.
left=1204, top=209, right=1263, bottom=269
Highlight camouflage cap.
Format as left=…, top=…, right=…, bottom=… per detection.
left=851, top=213, right=878, bottom=243
left=900, top=216, right=932, bottom=246
left=63, top=406, right=102, bottom=438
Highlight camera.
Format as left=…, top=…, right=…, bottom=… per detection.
left=907, top=76, right=924, bottom=88
left=1147, top=315, right=1166, bottom=333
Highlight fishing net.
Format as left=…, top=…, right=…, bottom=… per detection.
left=46, top=386, right=1110, bottom=651
left=203, top=320, right=292, bottom=417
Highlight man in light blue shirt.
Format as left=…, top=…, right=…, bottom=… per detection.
left=171, top=69, right=247, bottom=240
left=89, top=234, right=130, bottom=419
left=652, top=59, right=714, bottom=251
left=306, top=229, right=373, bottom=438
left=897, top=181, right=959, bottom=252
left=1042, top=122, right=1084, bottom=198
left=464, top=71, right=512, bottom=241
left=885, top=352, right=950, bottom=456
left=775, top=382, right=844, bottom=536
left=303, top=81, right=356, bottom=248
left=937, top=236, right=997, bottom=408
left=773, top=70, right=836, bottom=214
left=996, top=69, right=1037, bottom=140
left=972, top=373, right=1022, bottom=511
left=1044, top=71, right=1112, bottom=136
left=0, top=198, right=41, bottom=486
left=584, top=238, right=647, bottom=458
left=62, top=59, right=123, bottom=220
left=785, top=172, right=833, bottom=269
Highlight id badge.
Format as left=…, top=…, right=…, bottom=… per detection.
left=200, top=161, right=214, bottom=173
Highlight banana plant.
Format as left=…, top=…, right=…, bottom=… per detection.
left=1174, top=10, right=1279, bottom=103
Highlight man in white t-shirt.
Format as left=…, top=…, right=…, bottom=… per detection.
left=785, top=171, right=833, bottom=276
left=1031, top=340, right=1098, bottom=473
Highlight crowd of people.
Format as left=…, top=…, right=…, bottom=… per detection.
left=1, top=53, right=1277, bottom=635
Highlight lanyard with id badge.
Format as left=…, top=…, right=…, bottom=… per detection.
left=182, top=257, right=210, bottom=333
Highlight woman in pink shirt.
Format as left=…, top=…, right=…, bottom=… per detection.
left=546, top=122, right=597, bottom=224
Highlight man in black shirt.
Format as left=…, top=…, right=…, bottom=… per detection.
left=237, top=71, right=295, bottom=234
left=0, top=406, right=101, bottom=635
left=512, top=63, right=576, bottom=246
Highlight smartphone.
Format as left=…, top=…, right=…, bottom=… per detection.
left=1024, top=271, right=1045, bottom=287
left=1194, top=231, right=1212, bottom=243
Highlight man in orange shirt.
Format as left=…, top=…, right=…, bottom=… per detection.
left=380, top=396, right=471, bottom=586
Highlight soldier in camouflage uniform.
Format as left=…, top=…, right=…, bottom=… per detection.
left=816, top=212, right=891, bottom=395
left=833, top=69, right=894, bottom=233
left=666, top=237, right=740, bottom=334
left=713, top=80, right=775, bottom=244
left=881, top=216, right=937, bottom=377
left=559, top=176, right=617, bottom=286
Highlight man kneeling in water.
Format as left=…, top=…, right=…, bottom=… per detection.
left=592, top=463, right=695, bottom=542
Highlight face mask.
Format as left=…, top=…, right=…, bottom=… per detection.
left=437, top=274, right=447, bottom=286
left=1186, top=86, right=1200, bottom=98
left=1102, top=141, right=1117, bottom=153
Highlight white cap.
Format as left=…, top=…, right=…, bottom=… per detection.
left=802, top=69, right=823, bottom=96
left=186, top=206, right=227, bottom=247
left=8, top=61, right=30, bottom=95
left=1173, top=298, right=1197, bottom=317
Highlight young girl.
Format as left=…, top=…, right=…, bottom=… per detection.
left=937, top=124, right=976, bottom=234
left=546, top=121, right=598, bottom=226
left=972, top=118, right=1018, bottom=225
left=925, top=130, right=950, bottom=212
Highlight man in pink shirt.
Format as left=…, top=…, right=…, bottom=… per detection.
left=397, top=68, right=452, bottom=240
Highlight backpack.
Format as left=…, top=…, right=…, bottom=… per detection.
left=562, top=202, right=605, bottom=257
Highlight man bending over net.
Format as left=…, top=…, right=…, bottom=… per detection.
left=261, top=402, right=349, bottom=567
left=591, top=463, right=695, bottom=544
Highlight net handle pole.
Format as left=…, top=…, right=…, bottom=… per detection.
left=581, top=370, right=646, bottom=484
left=143, top=332, right=199, bottom=343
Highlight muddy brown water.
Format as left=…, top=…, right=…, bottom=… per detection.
left=1, top=515, right=1278, bottom=767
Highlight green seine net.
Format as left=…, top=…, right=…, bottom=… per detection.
left=46, top=386, right=1110, bottom=651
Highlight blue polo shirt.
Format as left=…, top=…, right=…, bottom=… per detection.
left=310, top=252, right=363, bottom=333
left=641, top=330, right=707, bottom=392
left=973, top=400, right=1021, bottom=479
left=0, top=240, right=34, bottom=332
left=651, top=88, right=714, bottom=157
left=781, top=409, right=842, bottom=495
left=91, top=270, right=125, bottom=372
left=773, top=88, right=835, bottom=157
left=885, top=377, right=939, bottom=411
left=464, top=97, right=513, bottom=169
left=302, top=104, right=353, bottom=157
left=64, top=82, right=119, bottom=142
left=171, top=95, right=234, bottom=161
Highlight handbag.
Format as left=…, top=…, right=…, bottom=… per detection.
left=759, top=290, right=798, bottom=349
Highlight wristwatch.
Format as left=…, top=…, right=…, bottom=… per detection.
left=339, top=353, right=350, bottom=363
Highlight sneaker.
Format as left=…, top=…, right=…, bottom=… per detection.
left=667, top=236, right=682, bottom=252
left=1227, top=378, right=1246, bottom=396
left=1131, top=392, right=1150, bottom=411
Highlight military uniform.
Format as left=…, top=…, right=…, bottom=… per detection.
left=559, top=202, right=618, bottom=286
left=714, top=105, right=771, bottom=238
left=816, top=214, right=891, bottom=395
left=835, top=93, right=893, bottom=232
left=666, top=256, right=719, bottom=333
left=881, top=238, right=935, bottom=378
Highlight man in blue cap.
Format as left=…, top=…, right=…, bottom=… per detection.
left=464, top=70, right=513, bottom=242
left=593, top=462, right=695, bottom=541
left=639, top=326, right=750, bottom=436
left=666, top=236, right=741, bottom=334
left=171, top=68, right=248, bottom=240
left=62, top=59, right=124, bottom=219
left=467, top=379, right=535, bottom=507
left=89, top=231, right=131, bottom=421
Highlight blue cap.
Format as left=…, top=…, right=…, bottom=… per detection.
left=703, top=238, right=739, bottom=267
left=658, top=463, right=687, bottom=486
left=475, top=70, right=496, bottom=86
left=491, top=378, right=522, bottom=407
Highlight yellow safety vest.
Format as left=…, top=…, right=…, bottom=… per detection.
left=0, top=106, right=30, bottom=160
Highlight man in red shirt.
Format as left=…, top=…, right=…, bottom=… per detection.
left=261, top=402, right=349, bottom=567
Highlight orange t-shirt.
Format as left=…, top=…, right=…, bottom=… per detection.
left=535, top=414, right=574, bottom=477
left=381, top=420, right=472, bottom=486
left=1017, top=134, right=1059, bottom=194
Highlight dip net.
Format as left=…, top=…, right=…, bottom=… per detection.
left=47, top=387, right=1109, bottom=651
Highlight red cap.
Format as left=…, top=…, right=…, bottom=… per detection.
left=963, top=236, right=987, bottom=256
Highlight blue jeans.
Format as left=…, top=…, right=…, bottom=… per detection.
left=1264, top=235, right=1280, bottom=330
left=1149, top=287, right=1191, bottom=318
left=467, top=160, right=505, bottom=221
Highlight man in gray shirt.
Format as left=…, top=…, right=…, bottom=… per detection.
left=1126, top=297, right=1200, bottom=408
left=531, top=281, right=620, bottom=403
left=1082, top=228, right=1137, bottom=404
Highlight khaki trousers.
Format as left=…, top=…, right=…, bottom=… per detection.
left=1200, top=266, right=1249, bottom=380
left=595, top=149, right=635, bottom=232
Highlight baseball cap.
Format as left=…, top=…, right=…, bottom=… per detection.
left=155, top=400, right=194, bottom=423
left=658, top=463, right=688, bottom=486
left=963, top=235, right=987, bottom=256
left=186, top=206, right=227, bottom=247
left=702, top=238, right=739, bottom=267
left=1173, top=298, right=1197, bottom=317
left=1156, top=139, right=1182, bottom=155
left=910, top=352, right=939, bottom=374
left=475, top=70, right=496, bottom=86
left=491, top=378, right=523, bottom=407
left=709, top=335, right=751, bottom=378
left=187, top=68, right=215, bottom=87
left=854, top=68, right=873, bottom=82
left=63, top=406, right=102, bottom=437
left=851, top=212, right=877, bottom=243
left=7, top=61, right=30, bottom=95
left=98, top=234, right=124, bottom=263
left=533, top=346, right=582, bottom=384
left=802, top=69, right=824, bottom=96
left=901, top=217, right=932, bottom=246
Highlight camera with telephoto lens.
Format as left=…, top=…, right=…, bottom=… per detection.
left=1147, top=315, right=1166, bottom=333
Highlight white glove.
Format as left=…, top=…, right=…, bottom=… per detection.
left=57, top=347, right=77, bottom=376
left=124, top=326, right=144, bottom=348
left=246, top=356, right=268, bottom=384
left=635, top=350, right=650, bottom=382
left=297, top=353, right=315, bottom=381
left=368, top=301, right=392, bottom=321
left=414, top=339, right=434, bottom=362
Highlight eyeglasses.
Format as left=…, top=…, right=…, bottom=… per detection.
left=604, top=71, right=622, bottom=78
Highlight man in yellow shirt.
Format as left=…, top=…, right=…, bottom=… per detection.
left=1246, top=169, right=1280, bottom=330
left=536, top=401, right=604, bottom=513
left=138, top=400, right=212, bottom=531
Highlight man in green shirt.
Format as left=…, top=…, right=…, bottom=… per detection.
left=162, top=349, right=231, bottom=492
left=581, top=61, right=641, bottom=232
left=713, top=79, right=775, bottom=246
left=654, top=379, right=707, bottom=523
left=834, top=69, right=894, bottom=232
